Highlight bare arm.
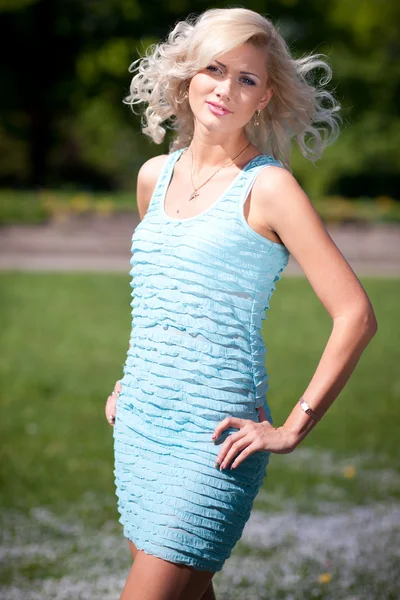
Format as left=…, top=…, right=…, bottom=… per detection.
left=213, top=168, right=378, bottom=466
left=136, top=154, right=169, bottom=219
left=257, top=167, right=378, bottom=448
left=128, top=154, right=169, bottom=349
left=106, top=155, right=169, bottom=426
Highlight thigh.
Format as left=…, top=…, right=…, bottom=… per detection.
left=128, top=539, right=138, bottom=560
left=120, top=548, right=215, bottom=600
left=127, top=540, right=215, bottom=600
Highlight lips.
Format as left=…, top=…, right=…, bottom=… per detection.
left=206, top=101, right=233, bottom=115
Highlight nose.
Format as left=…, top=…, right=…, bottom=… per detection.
left=214, top=75, right=232, bottom=100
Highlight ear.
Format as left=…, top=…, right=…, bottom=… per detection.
left=258, top=87, right=274, bottom=111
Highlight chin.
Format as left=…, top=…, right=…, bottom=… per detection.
left=202, top=123, right=234, bottom=136
left=196, top=112, right=238, bottom=133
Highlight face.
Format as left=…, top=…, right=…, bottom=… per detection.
left=187, top=42, right=273, bottom=133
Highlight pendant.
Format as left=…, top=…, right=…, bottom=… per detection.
left=188, top=190, right=199, bottom=201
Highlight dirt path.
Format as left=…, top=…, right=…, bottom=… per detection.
left=0, top=214, right=399, bottom=276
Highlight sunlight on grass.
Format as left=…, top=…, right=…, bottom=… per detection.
left=0, top=273, right=399, bottom=598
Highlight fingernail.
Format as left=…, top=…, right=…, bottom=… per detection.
left=214, top=462, right=220, bottom=469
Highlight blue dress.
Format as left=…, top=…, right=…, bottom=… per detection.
left=113, top=148, right=290, bottom=572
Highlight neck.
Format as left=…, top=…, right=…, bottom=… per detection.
left=187, top=130, right=251, bottom=170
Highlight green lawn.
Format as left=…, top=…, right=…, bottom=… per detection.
left=0, top=273, right=399, bottom=599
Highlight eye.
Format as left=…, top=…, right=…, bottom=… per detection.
left=206, top=65, right=222, bottom=74
left=239, top=77, right=256, bottom=86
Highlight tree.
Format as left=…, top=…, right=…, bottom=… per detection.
left=0, top=0, right=398, bottom=197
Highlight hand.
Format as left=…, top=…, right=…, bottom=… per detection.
left=105, top=380, right=122, bottom=427
left=212, top=416, right=296, bottom=470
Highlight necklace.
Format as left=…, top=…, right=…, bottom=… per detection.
left=184, top=141, right=252, bottom=203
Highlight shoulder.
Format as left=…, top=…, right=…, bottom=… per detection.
left=251, top=160, right=313, bottom=225
left=136, top=153, right=170, bottom=219
left=252, top=160, right=300, bottom=196
left=137, top=153, right=170, bottom=191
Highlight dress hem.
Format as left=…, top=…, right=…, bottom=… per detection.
left=124, top=529, right=225, bottom=573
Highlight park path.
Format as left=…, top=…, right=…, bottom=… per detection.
left=0, top=214, right=399, bottom=276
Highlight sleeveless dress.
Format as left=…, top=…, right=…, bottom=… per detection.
left=113, top=148, right=290, bottom=573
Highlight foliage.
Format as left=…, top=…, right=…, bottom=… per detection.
left=1, top=189, right=400, bottom=226
left=0, top=0, right=398, bottom=197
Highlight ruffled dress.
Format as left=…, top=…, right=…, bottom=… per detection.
left=113, top=148, right=290, bottom=572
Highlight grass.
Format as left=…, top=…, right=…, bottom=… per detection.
left=0, top=272, right=131, bottom=521
left=0, top=273, right=399, bottom=598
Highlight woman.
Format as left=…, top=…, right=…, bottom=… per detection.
left=105, top=7, right=377, bottom=600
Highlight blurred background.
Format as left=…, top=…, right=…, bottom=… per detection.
left=0, top=1, right=399, bottom=599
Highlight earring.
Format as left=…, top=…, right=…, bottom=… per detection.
left=180, top=83, right=189, bottom=101
left=253, top=109, right=261, bottom=127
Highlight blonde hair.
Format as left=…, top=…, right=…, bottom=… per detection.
left=124, top=7, right=341, bottom=168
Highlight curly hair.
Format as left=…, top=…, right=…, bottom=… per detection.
left=124, top=7, right=341, bottom=168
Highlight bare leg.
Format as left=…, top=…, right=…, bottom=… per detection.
left=121, top=544, right=215, bottom=600
left=199, top=581, right=216, bottom=600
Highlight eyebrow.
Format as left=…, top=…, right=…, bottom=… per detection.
left=214, top=60, right=261, bottom=81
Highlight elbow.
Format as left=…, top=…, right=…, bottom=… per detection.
left=365, top=315, right=378, bottom=342
left=368, top=312, right=378, bottom=338
left=335, top=302, right=378, bottom=341
left=369, top=309, right=378, bottom=335
left=357, top=305, right=378, bottom=341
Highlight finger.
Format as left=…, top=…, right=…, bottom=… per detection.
left=212, top=417, right=245, bottom=440
left=105, top=396, right=115, bottom=414
left=215, top=429, right=247, bottom=466
left=108, top=381, right=122, bottom=399
left=218, top=435, right=253, bottom=470
left=107, top=413, right=116, bottom=426
left=230, top=441, right=260, bottom=469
